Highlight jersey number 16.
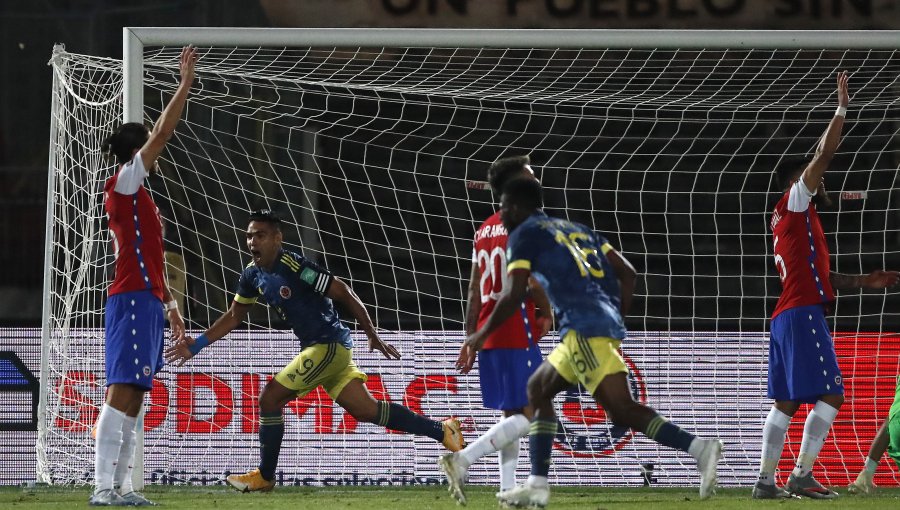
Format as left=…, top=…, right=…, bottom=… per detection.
left=555, top=231, right=605, bottom=279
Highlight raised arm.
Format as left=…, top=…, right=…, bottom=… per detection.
left=164, top=300, right=250, bottom=366
left=140, top=46, right=198, bottom=173
left=328, top=277, right=400, bottom=359
left=605, top=247, right=636, bottom=318
left=800, top=71, right=849, bottom=192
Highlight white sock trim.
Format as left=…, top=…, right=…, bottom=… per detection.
left=94, top=404, right=127, bottom=492
left=460, top=414, right=530, bottom=467
left=114, top=415, right=138, bottom=493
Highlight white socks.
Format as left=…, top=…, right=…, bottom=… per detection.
left=499, top=438, right=520, bottom=491
left=792, top=401, right=839, bottom=477
left=758, top=407, right=791, bottom=485
left=459, top=414, right=530, bottom=467
left=114, top=414, right=138, bottom=494
left=94, top=404, right=126, bottom=492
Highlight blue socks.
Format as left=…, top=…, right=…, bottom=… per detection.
left=258, top=411, right=284, bottom=481
left=378, top=401, right=444, bottom=442
left=528, top=419, right=557, bottom=477
left=644, top=414, right=695, bottom=453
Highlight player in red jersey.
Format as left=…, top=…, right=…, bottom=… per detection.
left=438, top=155, right=552, bottom=505
left=90, top=46, right=197, bottom=506
left=753, top=71, right=899, bottom=500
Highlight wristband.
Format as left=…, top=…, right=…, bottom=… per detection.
left=835, top=106, right=847, bottom=117
left=165, top=300, right=178, bottom=311
left=189, top=333, right=210, bottom=355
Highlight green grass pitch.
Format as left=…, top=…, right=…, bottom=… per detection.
left=3, top=485, right=900, bottom=509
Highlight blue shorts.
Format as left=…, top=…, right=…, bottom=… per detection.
left=478, top=347, right=542, bottom=411
left=105, top=290, right=165, bottom=391
left=768, top=304, right=843, bottom=404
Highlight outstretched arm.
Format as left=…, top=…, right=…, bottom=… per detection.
left=830, top=270, right=900, bottom=291
left=328, top=277, right=400, bottom=359
left=164, top=300, right=250, bottom=366
left=140, top=46, right=198, bottom=173
left=800, top=71, right=849, bottom=192
left=605, top=247, right=637, bottom=318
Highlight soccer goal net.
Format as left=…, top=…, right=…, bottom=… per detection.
left=38, top=29, right=900, bottom=489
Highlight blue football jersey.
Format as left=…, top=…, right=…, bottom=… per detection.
left=234, top=249, right=352, bottom=349
left=506, top=211, right=626, bottom=340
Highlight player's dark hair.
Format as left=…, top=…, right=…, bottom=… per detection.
left=101, top=122, right=150, bottom=165
left=775, top=157, right=810, bottom=191
left=502, top=177, right=543, bottom=211
left=249, top=209, right=283, bottom=230
left=488, top=155, right=531, bottom=197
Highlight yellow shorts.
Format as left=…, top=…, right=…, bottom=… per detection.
left=274, top=342, right=367, bottom=400
left=547, top=331, right=628, bottom=394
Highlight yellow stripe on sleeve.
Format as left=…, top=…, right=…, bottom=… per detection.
left=600, top=242, right=613, bottom=255
left=507, top=259, right=532, bottom=272
left=234, top=294, right=258, bottom=305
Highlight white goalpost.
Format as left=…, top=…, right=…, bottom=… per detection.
left=38, top=28, right=900, bottom=490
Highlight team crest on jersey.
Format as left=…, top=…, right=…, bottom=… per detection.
left=142, top=366, right=151, bottom=377
left=554, top=354, right=646, bottom=458
left=835, top=375, right=842, bottom=386
left=279, top=286, right=292, bottom=299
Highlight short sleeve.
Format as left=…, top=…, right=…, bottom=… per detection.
left=296, top=258, right=334, bottom=295
left=112, top=152, right=149, bottom=195
left=786, top=179, right=815, bottom=213
left=233, top=267, right=258, bottom=305
left=593, top=232, right=614, bottom=255
left=506, top=225, right=540, bottom=273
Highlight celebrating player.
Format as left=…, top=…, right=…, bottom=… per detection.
left=753, top=71, right=900, bottom=499
left=438, top=156, right=552, bottom=506
left=165, top=209, right=465, bottom=492
left=466, top=178, right=723, bottom=508
left=91, top=46, right=196, bottom=506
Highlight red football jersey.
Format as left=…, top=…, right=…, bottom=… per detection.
left=104, top=153, right=165, bottom=302
left=474, top=211, right=540, bottom=349
left=770, top=180, right=834, bottom=319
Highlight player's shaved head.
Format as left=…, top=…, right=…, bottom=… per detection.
left=500, top=177, right=543, bottom=232
left=502, top=177, right=543, bottom=211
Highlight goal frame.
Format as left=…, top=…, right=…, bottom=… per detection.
left=40, top=27, right=900, bottom=488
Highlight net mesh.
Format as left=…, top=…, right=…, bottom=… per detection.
left=39, top=41, right=900, bottom=488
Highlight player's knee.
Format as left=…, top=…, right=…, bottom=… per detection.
left=822, top=393, right=844, bottom=409
left=258, top=392, right=281, bottom=414
left=526, top=376, right=547, bottom=404
left=348, top=401, right=379, bottom=423
left=605, top=401, right=643, bottom=428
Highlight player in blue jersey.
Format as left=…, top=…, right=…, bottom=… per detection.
left=465, top=178, right=724, bottom=508
left=165, top=209, right=465, bottom=492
